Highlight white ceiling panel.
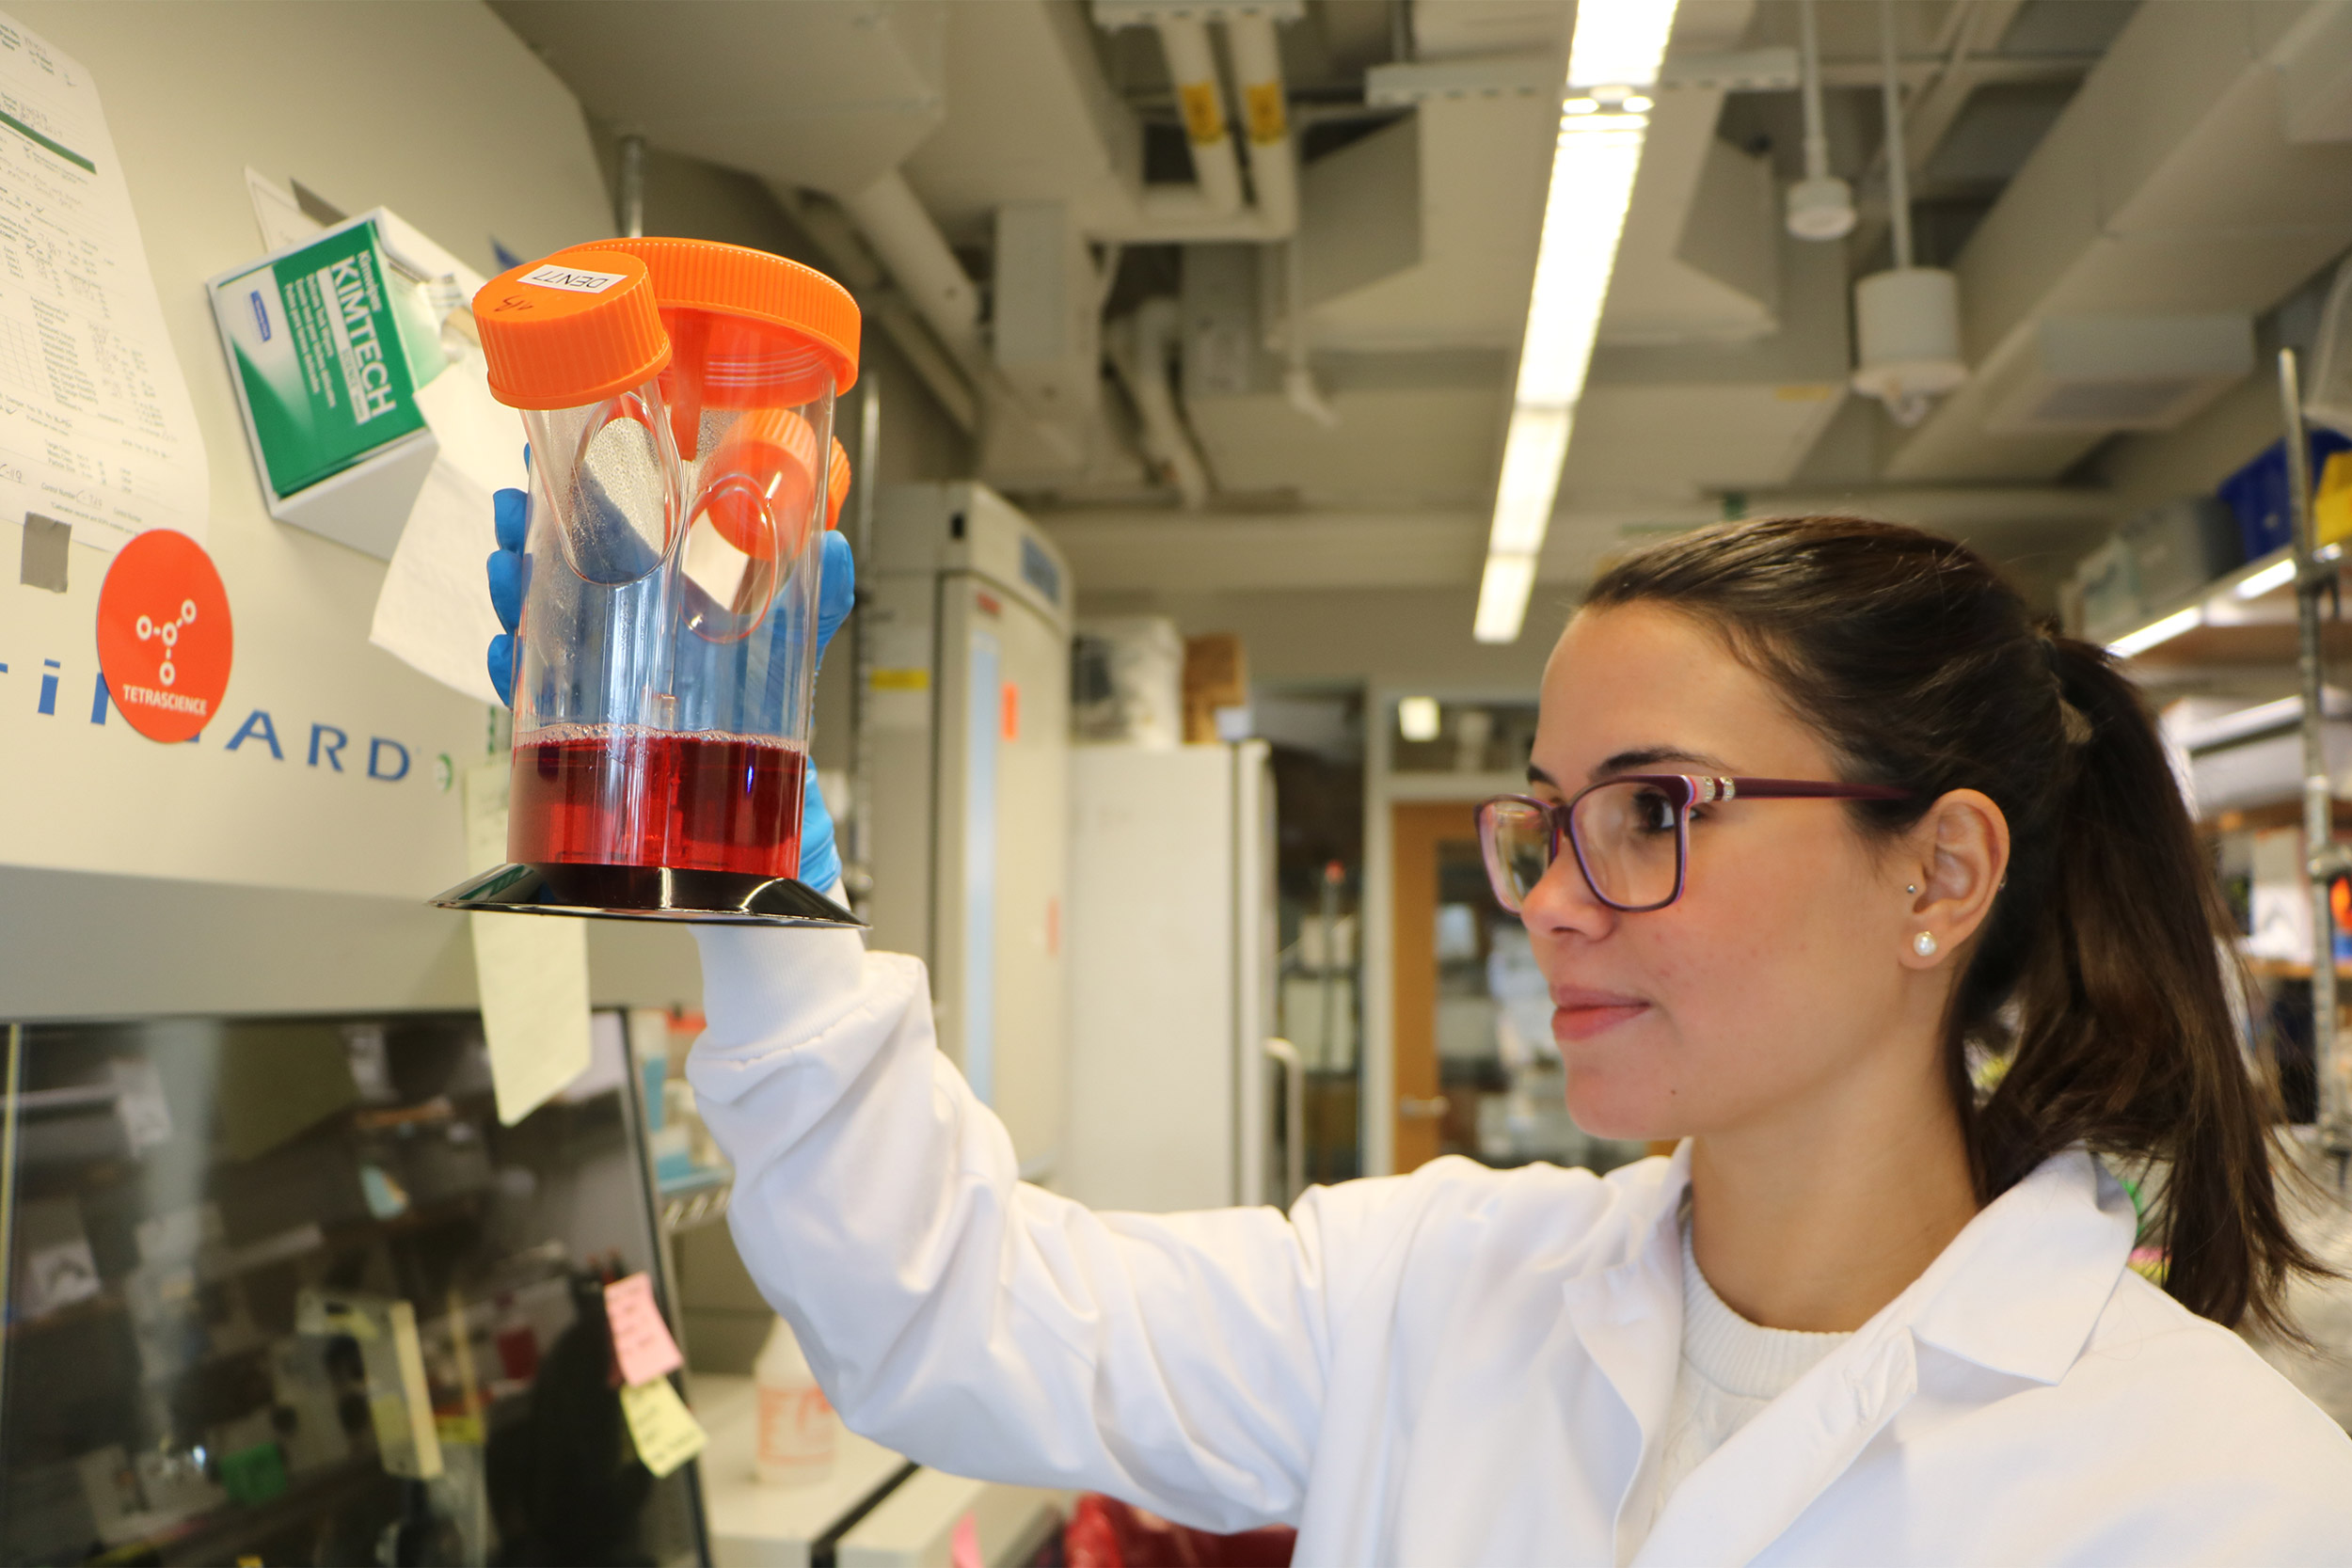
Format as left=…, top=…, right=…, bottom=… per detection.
left=1185, top=385, right=1507, bottom=507
left=1043, top=510, right=1486, bottom=592
left=1562, top=382, right=1849, bottom=499
left=1407, top=0, right=1571, bottom=61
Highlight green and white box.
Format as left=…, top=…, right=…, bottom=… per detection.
left=210, top=214, right=442, bottom=559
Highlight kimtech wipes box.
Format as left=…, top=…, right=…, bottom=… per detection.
left=210, top=213, right=446, bottom=559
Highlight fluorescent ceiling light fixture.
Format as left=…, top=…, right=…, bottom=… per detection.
left=2106, top=606, right=2202, bottom=657
left=1567, top=0, right=1678, bottom=92
left=1474, top=1, right=1676, bottom=644
left=1398, top=696, right=1442, bottom=743
left=1489, top=407, right=1573, bottom=555
left=2235, top=557, right=2297, bottom=598
left=1474, top=554, right=1541, bottom=644
left=1511, top=121, right=1646, bottom=408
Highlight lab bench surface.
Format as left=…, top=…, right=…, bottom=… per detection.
left=688, top=1372, right=1069, bottom=1568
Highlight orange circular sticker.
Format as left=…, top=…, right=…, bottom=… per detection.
left=96, top=530, right=232, bottom=744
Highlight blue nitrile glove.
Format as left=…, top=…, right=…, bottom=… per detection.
left=487, top=483, right=527, bottom=705
left=486, top=470, right=856, bottom=891
left=796, top=530, right=855, bottom=893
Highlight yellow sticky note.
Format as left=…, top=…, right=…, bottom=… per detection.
left=620, top=1377, right=707, bottom=1480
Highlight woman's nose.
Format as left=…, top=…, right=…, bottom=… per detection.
left=1518, top=843, right=1614, bottom=940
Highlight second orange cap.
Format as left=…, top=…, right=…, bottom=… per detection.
left=474, top=250, right=671, bottom=411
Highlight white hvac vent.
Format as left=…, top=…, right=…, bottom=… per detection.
left=1982, top=314, right=2253, bottom=435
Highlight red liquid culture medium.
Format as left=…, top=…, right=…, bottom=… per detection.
left=508, top=726, right=806, bottom=879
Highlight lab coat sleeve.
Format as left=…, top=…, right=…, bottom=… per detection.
left=686, top=924, right=1391, bottom=1532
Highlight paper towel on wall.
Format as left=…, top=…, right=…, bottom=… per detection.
left=370, top=353, right=528, bottom=706
left=462, top=756, right=591, bottom=1124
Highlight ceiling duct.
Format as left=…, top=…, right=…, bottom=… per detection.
left=993, top=201, right=1104, bottom=421
left=1979, top=314, right=2254, bottom=435
left=488, top=1, right=950, bottom=196
left=1883, top=0, right=2352, bottom=483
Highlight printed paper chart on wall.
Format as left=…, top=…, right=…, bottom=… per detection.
left=0, top=11, right=208, bottom=551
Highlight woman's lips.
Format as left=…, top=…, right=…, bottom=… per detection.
left=1552, top=987, right=1649, bottom=1041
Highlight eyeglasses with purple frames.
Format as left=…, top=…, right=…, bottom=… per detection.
left=1475, top=774, right=1913, bottom=914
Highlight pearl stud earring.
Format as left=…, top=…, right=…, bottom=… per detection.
left=1913, top=931, right=1939, bottom=958
left=1905, top=884, right=1918, bottom=895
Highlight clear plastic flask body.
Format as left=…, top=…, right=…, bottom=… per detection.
left=644, top=303, right=837, bottom=879
left=502, top=315, right=838, bottom=879
left=505, top=378, right=690, bottom=868
left=458, top=240, right=857, bottom=917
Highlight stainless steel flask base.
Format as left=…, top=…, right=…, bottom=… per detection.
left=429, top=863, right=865, bottom=927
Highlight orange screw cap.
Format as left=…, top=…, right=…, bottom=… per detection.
left=473, top=250, right=671, bottom=411
left=698, top=408, right=821, bottom=560
left=825, top=438, right=851, bottom=531
left=555, top=237, right=859, bottom=393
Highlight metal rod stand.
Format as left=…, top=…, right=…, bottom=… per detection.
left=2280, top=348, right=2352, bottom=1156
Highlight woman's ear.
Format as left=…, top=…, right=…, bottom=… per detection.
left=1901, top=789, right=2010, bottom=969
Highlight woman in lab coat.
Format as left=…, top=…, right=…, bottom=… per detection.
left=497, top=510, right=2352, bottom=1563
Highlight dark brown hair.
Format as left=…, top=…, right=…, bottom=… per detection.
left=1586, top=515, right=2322, bottom=1338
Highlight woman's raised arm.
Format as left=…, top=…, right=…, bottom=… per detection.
left=686, top=922, right=1406, bottom=1532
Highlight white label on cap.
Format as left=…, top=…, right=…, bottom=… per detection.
left=519, top=263, right=627, bottom=294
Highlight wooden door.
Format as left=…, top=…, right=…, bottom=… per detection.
left=1391, top=800, right=1483, bottom=1173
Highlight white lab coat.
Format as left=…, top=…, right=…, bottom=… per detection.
left=687, top=925, right=2352, bottom=1565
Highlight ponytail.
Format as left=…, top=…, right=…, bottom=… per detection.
left=1588, top=516, right=2326, bottom=1340
left=1978, top=638, right=2309, bottom=1337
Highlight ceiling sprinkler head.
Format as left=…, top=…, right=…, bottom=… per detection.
left=1785, top=175, right=1856, bottom=242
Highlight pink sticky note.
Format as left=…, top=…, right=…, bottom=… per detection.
left=949, top=1512, right=983, bottom=1568
left=604, top=1272, right=684, bottom=1387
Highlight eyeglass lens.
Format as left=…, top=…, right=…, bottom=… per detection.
left=1570, top=780, right=1683, bottom=910
left=1481, top=780, right=1686, bottom=913
left=1480, top=800, right=1554, bottom=911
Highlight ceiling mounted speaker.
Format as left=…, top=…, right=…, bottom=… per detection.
left=1851, top=267, right=1967, bottom=427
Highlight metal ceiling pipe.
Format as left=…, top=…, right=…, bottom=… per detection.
left=841, top=170, right=986, bottom=367
left=1154, top=16, right=1245, bottom=216
left=1785, top=0, right=1855, bottom=240
left=1224, top=12, right=1297, bottom=233
left=616, top=133, right=646, bottom=239
left=1878, top=0, right=1915, bottom=273
left=1108, top=298, right=1212, bottom=508
left=1226, top=8, right=1324, bottom=419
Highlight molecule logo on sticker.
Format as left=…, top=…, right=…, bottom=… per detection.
left=96, top=530, right=233, bottom=744
left=137, top=599, right=201, bottom=689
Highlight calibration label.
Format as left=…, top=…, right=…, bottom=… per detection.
left=517, top=262, right=627, bottom=294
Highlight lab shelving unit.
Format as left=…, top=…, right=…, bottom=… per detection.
left=2111, top=349, right=2352, bottom=1162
